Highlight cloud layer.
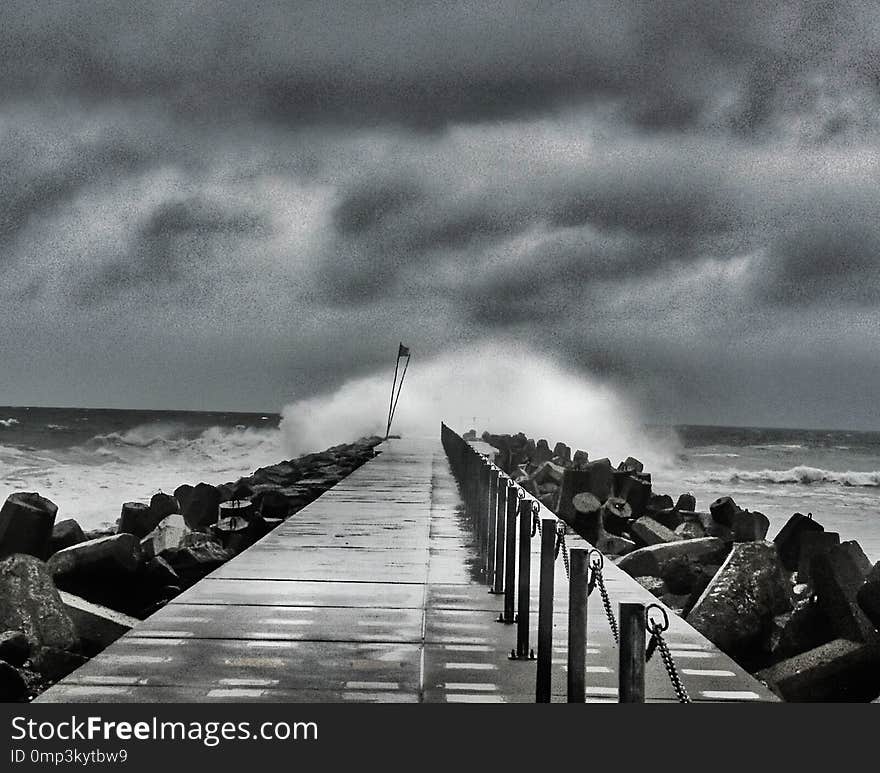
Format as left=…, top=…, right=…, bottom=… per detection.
left=2, top=1, right=879, bottom=428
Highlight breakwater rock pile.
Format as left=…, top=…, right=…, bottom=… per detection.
left=0, top=436, right=383, bottom=701
left=480, top=429, right=880, bottom=702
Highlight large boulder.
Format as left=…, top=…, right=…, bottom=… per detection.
left=798, top=531, right=840, bottom=584
left=0, top=554, right=78, bottom=653
left=617, top=537, right=728, bottom=578
left=687, top=542, right=791, bottom=659
left=48, top=519, right=86, bottom=556
left=756, top=639, right=880, bottom=702
left=163, top=535, right=231, bottom=587
left=810, top=542, right=876, bottom=642
left=48, top=534, right=143, bottom=580
left=731, top=510, right=770, bottom=542
left=773, top=513, right=824, bottom=571
left=767, top=598, right=834, bottom=660
left=0, top=492, right=58, bottom=559
left=0, top=630, right=30, bottom=667
left=857, top=561, right=880, bottom=629
left=0, top=659, right=26, bottom=701
left=182, top=483, right=222, bottom=529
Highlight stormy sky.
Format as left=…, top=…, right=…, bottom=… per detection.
left=2, top=1, right=879, bottom=429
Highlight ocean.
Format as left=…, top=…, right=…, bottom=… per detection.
left=0, top=406, right=284, bottom=532
left=0, top=409, right=878, bottom=562
left=653, top=425, right=880, bottom=562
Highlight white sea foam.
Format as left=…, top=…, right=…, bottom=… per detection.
left=0, top=418, right=20, bottom=428
left=700, top=465, right=880, bottom=488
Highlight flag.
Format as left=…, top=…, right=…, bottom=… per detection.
left=398, top=343, right=410, bottom=358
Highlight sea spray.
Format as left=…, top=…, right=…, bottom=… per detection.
left=279, top=341, right=679, bottom=470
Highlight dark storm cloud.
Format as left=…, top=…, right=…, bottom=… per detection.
left=2, top=0, right=880, bottom=426
left=75, top=198, right=269, bottom=304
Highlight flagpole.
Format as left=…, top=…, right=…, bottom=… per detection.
left=385, top=352, right=401, bottom=439
left=388, top=352, right=410, bottom=433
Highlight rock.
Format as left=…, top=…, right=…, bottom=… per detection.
left=49, top=534, right=143, bottom=579
left=635, top=576, right=668, bottom=596
left=674, top=518, right=706, bottom=540
left=613, top=474, right=651, bottom=517
left=660, top=556, right=709, bottom=595
left=756, top=639, right=880, bottom=702
left=600, top=497, right=632, bottom=536
left=569, top=459, right=614, bottom=508
left=117, top=502, right=157, bottom=539
left=173, top=484, right=195, bottom=513
left=0, top=554, right=78, bottom=653
left=857, top=581, right=880, bottom=630
left=59, top=592, right=139, bottom=656
left=572, top=450, right=589, bottom=469
left=48, top=519, right=86, bottom=556
left=30, top=646, right=88, bottom=682
left=675, top=493, right=696, bottom=512
left=0, top=492, right=59, bottom=560
left=647, top=494, right=674, bottom=514
left=149, top=491, right=179, bottom=520
left=687, top=542, right=791, bottom=658
left=773, top=512, right=825, bottom=571
left=810, top=542, right=876, bottom=642
left=649, top=507, right=684, bottom=530
left=144, top=556, right=179, bottom=586
left=631, top=516, right=680, bottom=546
left=0, top=659, right=26, bottom=701
left=731, top=509, right=770, bottom=542
left=768, top=598, right=834, bottom=660
left=181, top=483, right=222, bottom=530
left=0, top=631, right=30, bottom=666
left=693, top=511, right=734, bottom=543
left=839, top=541, right=873, bottom=577
left=533, top=439, right=553, bottom=464
left=533, top=461, right=565, bottom=486
left=232, top=482, right=255, bottom=500
left=797, top=531, right=840, bottom=584
left=140, top=515, right=191, bottom=558
left=164, top=538, right=231, bottom=587
left=596, top=533, right=636, bottom=556
left=257, top=490, right=294, bottom=519
left=617, top=537, right=728, bottom=578
left=709, top=496, right=740, bottom=526
left=618, top=456, right=643, bottom=474
left=552, top=442, right=571, bottom=464
left=567, top=492, right=603, bottom=543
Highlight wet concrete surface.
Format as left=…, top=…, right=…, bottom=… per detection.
left=37, top=437, right=776, bottom=703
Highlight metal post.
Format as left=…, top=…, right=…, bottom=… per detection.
left=487, top=467, right=499, bottom=578
left=490, top=475, right=506, bottom=594
left=513, top=498, right=534, bottom=659
left=619, top=602, right=646, bottom=703
left=500, top=486, right=518, bottom=621
left=536, top=516, right=556, bottom=703
left=567, top=547, right=589, bottom=703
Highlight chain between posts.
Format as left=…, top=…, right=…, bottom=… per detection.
left=588, top=549, right=618, bottom=644
left=646, top=604, right=691, bottom=704
left=530, top=500, right=541, bottom=537
left=554, top=522, right=570, bottom=580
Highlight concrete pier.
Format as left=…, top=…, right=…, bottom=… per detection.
left=37, top=436, right=775, bottom=703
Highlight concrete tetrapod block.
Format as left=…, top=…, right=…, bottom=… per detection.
left=59, top=591, right=139, bottom=656
left=0, top=492, right=59, bottom=560
left=731, top=510, right=771, bottom=542
left=617, top=537, right=727, bottom=578
left=686, top=541, right=791, bottom=658
left=773, top=513, right=824, bottom=571
left=810, top=542, right=876, bottom=642
left=631, top=516, right=681, bottom=546
left=48, top=519, right=86, bottom=556
left=48, top=533, right=143, bottom=579
left=756, top=639, right=880, bottom=702
left=797, top=531, right=840, bottom=584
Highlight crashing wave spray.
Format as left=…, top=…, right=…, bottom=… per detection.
left=279, top=341, right=676, bottom=469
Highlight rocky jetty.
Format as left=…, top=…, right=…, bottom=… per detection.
left=0, top=435, right=382, bottom=701
left=482, top=429, right=880, bottom=701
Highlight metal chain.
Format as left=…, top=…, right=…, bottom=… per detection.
left=530, top=501, right=541, bottom=537
left=646, top=605, right=691, bottom=704
left=588, top=549, right=618, bottom=644
left=554, top=523, right=570, bottom=580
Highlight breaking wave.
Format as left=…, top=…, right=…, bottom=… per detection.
left=706, top=466, right=880, bottom=488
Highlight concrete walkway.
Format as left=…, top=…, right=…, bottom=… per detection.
left=37, top=437, right=775, bottom=702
